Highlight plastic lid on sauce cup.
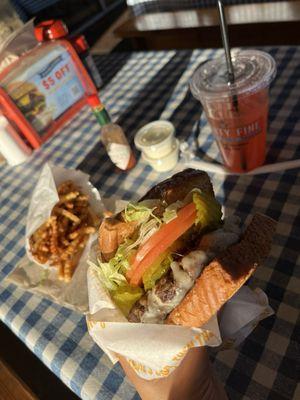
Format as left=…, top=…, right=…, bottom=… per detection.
left=134, top=120, right=175, bottom=159
left=190, top=50, right=276, bottom=100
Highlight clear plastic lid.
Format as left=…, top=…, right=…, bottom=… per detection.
left=134, top=120, right=174, bottom=149
left=190, top=50, right=276, bottom=100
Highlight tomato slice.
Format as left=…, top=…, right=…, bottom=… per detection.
left=126, top=202, right=195, bottom=281
left=127, top=202, right=196, bottom=286
left=135, top=202, right=196, bottom=266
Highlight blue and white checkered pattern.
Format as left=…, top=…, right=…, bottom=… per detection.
left=1, top=47, right=299, bottom=399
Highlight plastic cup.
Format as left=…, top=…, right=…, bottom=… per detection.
left=190, top=50, right=276, bottom=172
left=134, top=120, right=175, bottom=159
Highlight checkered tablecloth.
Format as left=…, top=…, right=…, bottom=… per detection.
left=0, top=47, right=299, bottom=400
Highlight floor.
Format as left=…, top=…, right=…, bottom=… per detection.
left=0, top=358, right=37, bottom=400
left=0, top=322, right=80, bottom=400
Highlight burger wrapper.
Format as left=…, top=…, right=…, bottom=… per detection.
left=7, top=163, right=104, bottom=313
left=86, top=241, right=274, bottom=380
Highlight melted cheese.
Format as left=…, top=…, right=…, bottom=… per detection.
left=141, top=255, right=204, bottom=324
left=181, top=250, right=209, bottom=280
left=139, top=216, right=241, bottom=324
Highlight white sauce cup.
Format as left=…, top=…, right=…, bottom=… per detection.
left=142, top=139, right=179, bottom=172
left=134, top=120, right=175, bottom=159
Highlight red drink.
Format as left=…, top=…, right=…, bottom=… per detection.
left=190, top=50, right=276, bottom=172
left=205, top=88, right=269, bottom=172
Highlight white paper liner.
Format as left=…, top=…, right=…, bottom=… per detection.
left=6, top=176, right=274, bottom=373
left=25, top=163, right=103, bottom=265
left=218, top=286, right=274, bottom=349
left=7, top=163, right=104, bottom=313
left=87, top=263, right=220, bottom=378
left=86, top=238, right=274, bottom=379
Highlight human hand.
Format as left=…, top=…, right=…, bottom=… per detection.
left=119, top=347, right=228, bottom=400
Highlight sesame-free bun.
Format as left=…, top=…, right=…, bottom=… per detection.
left=166, top=213, right=276, bottom=328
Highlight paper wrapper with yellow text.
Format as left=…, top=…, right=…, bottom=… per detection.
left=7, top=163, right=104, bottom=313
left=86, top=240, right=274, bottom=380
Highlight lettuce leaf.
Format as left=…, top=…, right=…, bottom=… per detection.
left=193, top=191, right=222, bottom=229
left=89, top=259, right=125, bottom=291
left=89, top=210, right=162, bottom=295
left=88, top=239, right=134, bottom=292
left=162, top=200, right=183, bottom=223
left=142, top=252, right=173, bottom=290
left=124, top=202, right=161, bottom=224
left=162, top=208, right=177, bottom=223
left=89, top=247, right=144, bottom=315
left=110, top=240, right=134, bottom=274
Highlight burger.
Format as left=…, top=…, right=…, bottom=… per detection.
left=7, top=81, right=47, bottom=123
left=6, top=81, right=53, bottom=132
left=90, top=169, right=276, bottom=327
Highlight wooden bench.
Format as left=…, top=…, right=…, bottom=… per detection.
left=114, top=1, right=300, bottom=49
left=0, top=322, right=79, bottom=400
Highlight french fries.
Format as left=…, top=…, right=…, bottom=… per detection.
left=29, top=181, right=99, bottom=282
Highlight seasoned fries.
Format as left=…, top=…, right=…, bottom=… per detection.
left=29, top=181, right=99, bottom=282
left=55, top=207, right=81, bottom=224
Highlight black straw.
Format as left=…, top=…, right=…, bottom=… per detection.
left=217, top=0, right=239, bottom=112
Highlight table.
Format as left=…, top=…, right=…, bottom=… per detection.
left=128, top=0, right=283, bottom=16
left=0, top=47, right=299, bottom=400
left=114, top=2, right=300, bottom=49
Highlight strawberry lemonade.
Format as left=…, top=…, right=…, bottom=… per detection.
left=190, top=50, right=276, bottom=172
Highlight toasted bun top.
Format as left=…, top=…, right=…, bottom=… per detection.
left=140, top=169, right=214, bottom=205
left=166, top=213, right=276, bottom=328
left=98, top=169, right=215, bottom=258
